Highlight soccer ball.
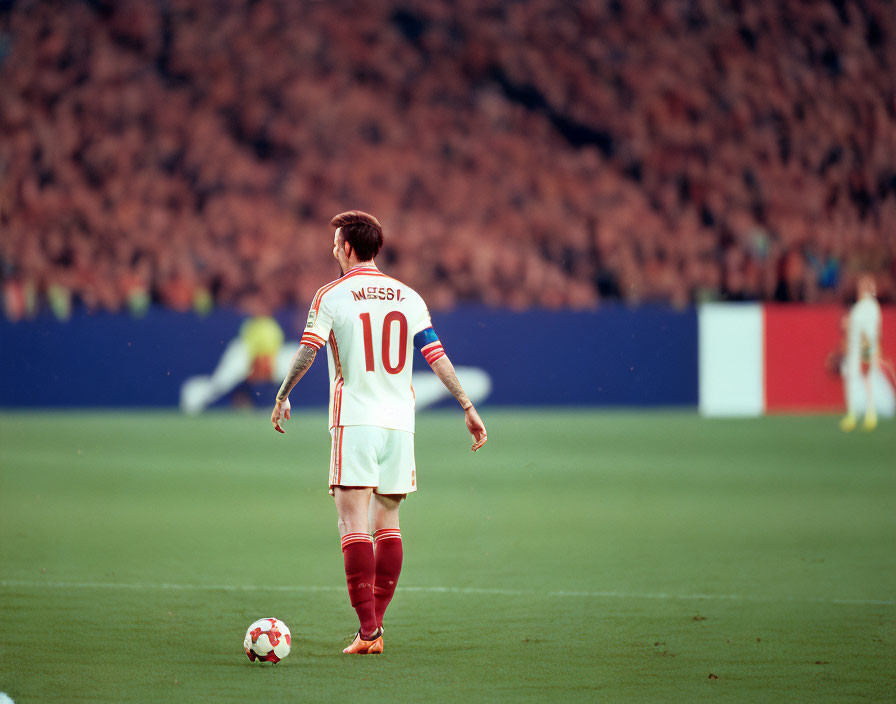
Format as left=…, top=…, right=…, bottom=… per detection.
left=244, top=618, right=291, bottom=663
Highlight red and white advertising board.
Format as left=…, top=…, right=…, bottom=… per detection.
left=699, top=304, right=896, bottom=415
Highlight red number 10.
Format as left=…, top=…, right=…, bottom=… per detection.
left=359, top=312, right=408, bottom=374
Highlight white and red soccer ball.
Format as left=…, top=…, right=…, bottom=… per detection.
left=244, top=618, right=291, bottom=663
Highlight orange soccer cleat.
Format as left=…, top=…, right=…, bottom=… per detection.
left=342, top=628, right=384, bottom=655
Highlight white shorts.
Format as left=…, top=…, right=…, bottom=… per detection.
left=329, top=425, right=417, bottom=496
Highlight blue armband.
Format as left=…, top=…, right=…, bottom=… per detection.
left=413, top=327, right=439, bottom=350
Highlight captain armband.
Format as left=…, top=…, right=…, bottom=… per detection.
left=413, top=327, right=445, bottom=365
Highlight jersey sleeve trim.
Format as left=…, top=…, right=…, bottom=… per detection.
left=421, top=340, right=446, bottom=365
left=310, top=280, right=341, bottom=314
left=300, top=331, right=326, bottom=349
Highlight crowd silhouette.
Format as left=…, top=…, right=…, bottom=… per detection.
left=1, top=0, right=894, bottom=318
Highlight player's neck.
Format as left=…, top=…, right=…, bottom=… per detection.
left=346, top=260, right=377, bottom=272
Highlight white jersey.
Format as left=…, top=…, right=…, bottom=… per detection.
left=847, top=295, right=881, bottom=359
left=299, top=264, right=443, bottom=433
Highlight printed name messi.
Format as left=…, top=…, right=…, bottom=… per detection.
left=352, top=286, right=406, bottom=302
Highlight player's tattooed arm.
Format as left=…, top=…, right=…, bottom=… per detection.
left=271, top=344, right=317, bottom=433
left=276, top=344, right=317, bottom=402
left=430, top=356, right=487, bottom=451
left=430, top=356, right=471, bottom=408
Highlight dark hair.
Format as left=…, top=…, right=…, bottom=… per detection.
left=330, top=211, right=384, bottom=261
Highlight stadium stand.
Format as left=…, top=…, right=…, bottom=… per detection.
left=1, top=0, right=894, bottom=318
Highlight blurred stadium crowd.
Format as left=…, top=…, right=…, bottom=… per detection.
left=1, top=0, right=895, bottom=318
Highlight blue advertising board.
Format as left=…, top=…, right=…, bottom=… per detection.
left=0, top=306, right=697, bottom=408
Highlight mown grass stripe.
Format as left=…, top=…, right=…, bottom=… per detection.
left=1, top=579, right=891, bottom=605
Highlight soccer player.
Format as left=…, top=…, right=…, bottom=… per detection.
left=270, top=211, right=488, bottom=654
left=840, top=273, right=885, bottom=431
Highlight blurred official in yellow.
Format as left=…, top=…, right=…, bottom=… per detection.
left=180, top=315, right=298, bottom=414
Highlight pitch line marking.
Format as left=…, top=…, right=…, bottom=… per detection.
left=0, top=579, right=892, bottom=606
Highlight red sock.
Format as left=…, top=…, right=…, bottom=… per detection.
left=341, top=532, right=378, bottom=638
left=373, top=529, right=403, bottom=628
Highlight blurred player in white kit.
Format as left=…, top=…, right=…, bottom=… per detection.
left=839, top=274, right=894, bottom=431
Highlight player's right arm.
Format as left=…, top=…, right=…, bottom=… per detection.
left=270, top=287, right=335, bottom=433
left=414, top=325, right=487, bottom=452
left=271, top=344, right=317, bottom=433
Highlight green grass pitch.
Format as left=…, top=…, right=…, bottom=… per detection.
left=1, top=410, right=894, bottom=703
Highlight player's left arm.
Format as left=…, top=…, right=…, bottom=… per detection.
left=414, top=326, right=487, bottom=452
left=271, top=344, right=317, bottom=433
left=861, top=322, right=882, bottom=377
